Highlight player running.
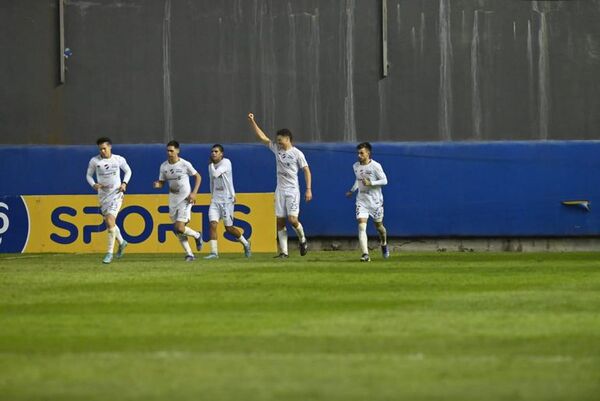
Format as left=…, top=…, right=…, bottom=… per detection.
left=345, top=142, right=390, bottom=262
left=248, top=113, right=312, bottom=258
left=204, top=144, right=251, bottom=259
left=86, top=137, right=132, bottom=264
left=153, top=141, right=203, bottom=261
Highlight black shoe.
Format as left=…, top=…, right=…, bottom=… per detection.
left=360, top=254, right=371, bottom=262
left=299, top=240, right=308, bottom=256
left=273, top=253, right=289, bottom=259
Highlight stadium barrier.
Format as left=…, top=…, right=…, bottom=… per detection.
left=1, top=141, right=600, bottom=253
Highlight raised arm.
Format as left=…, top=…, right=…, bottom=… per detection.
left=247, top=113, right=271, bottom=145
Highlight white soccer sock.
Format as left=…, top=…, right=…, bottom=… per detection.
left=178, top=234, right=193, bottom=256
left=210, top=239, right=218, bottom=255
left=376, top=225, right=387, bottom=246
left=107, top=227, right=117, bottom=253
left=358, top=223, right=368, bottom=255
left=237, top=235, right=249, bottom=246
left=114, top=225, right=124, bottom=245
left=293, top=223, right=306, bottom=243
left=183, top=227, right=200, bottom=238
left=277, top=228, right=288, bottom=255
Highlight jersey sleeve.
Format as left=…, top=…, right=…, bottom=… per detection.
left=185, top=160, right=198, bottom=176
left=268, top=141, right=278, bottom=154
left=158, top=164, right=166, bottom=181
left=370, top=163, right=388, bottom=186
left=119, top=156, right=132, bottom=184
left=86, top=158, right=96, bottom=188
left=297, top=149, right=308, bottom=169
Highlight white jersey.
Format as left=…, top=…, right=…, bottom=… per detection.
left=352, top=160, right=387, bottom=206
left=159, top=158, right=198, bottom=207
left=86, top=154, right=132, bottom=204
left=268, top=141, right=308, bottom=192
left=209, top=158, right=235, bottom=203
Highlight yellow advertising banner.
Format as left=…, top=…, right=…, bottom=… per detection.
left=22, top=194, right=276, bottom=253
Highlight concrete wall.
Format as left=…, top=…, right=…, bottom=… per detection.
left=1, top=0, right=600, bottom=144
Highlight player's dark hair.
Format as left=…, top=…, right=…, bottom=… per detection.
left=212, top=144, right=224, bottom=153
left=96, top=137, right=112, bottom=146
left=276, top=128, right=293, bottom=142
left=357, top=142, right=372, bottom=153
left=166, top=140, right=180, bottom=149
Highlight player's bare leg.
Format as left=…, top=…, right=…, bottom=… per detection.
left=374, top=220, right=389, bottom=259
left=358, top=218, right=370, bottom=262
left=225, top=225, right=251, bottom=257
left=203, top=221, right=220, bottom=259
left=174, top=221, right=202, bottom=260
left=288, top=215, right=308, bottom=256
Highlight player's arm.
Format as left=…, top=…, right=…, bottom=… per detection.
left=188, top=172, right=201, bottom=204
left=346, top=180, right=359, bottom=197
left=346, top=180, right=358, bottom=197
left=119, top=159, right=132, bottom=193
left=368, top=165, right=388, bottom=186
left=153, top=170, right=165, bottom=189
left=303, top=166, right=312, bottom=202
left=86, top=161, right=102, bottom=191
left=247, top=113, right=271, bottom=145
left=209, top=160, right=231, bottom=178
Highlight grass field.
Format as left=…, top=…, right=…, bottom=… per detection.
left=1, top=251, right=600, bottom=401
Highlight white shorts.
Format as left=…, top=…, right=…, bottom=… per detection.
left=356, top=201, right=384, bottom=222
left=100, top=192, right=123, bottom=217
left=169, top=199, right=192, bottom=223
left=209, top=201, right=235, bottom=226
left=275, top=189, right=300, bottom=218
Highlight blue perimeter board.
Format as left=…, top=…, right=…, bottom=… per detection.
left=1, top=141, right=599, bottom=237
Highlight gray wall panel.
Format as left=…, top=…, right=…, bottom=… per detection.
left=1, top=0, right=599, bottom=144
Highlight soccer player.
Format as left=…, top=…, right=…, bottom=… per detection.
left=204, top=144, right=251, bottom=259
left=345, top=142, right=390, bottom=262
left=247, top=113, right=312, bottom=258
left=86, top=137, right=132, bottom=264
left=153, top=140, right=203, bottom=261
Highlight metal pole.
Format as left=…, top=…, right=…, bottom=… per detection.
left=59, top=0, right=65, bottom=84
left=382, top=0, right=389, bottom=77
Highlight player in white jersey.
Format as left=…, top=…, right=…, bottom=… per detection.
left=248, top=113, right=312, bottom=258
left=204, top=144, right=251, bottom=259
left=86, top=137, right=132, bottom=264
left=153, top=141, right=203, bottom=261
left=345, top=142, right=390, bottom=262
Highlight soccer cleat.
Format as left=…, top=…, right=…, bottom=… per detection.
left=184, top=254, right=196, bottom=262
left=299, top=240, right=308, bottom=256
left=273, top=253, right=289, bottom=259
left=243, top=241, right=251, bottom=258
left=360, top=253, right=371, bottom=262
left=204, top=253, right=219, bottom=260
left=116, top=240, right=128, bottom=259
left=194, top=234, right=203, bottom=252
left=102, top=253, right=113, bottom=264
left=381, top=244, right=390, bottom=259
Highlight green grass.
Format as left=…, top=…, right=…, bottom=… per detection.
left=1, top=251, right=600, bottom=401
